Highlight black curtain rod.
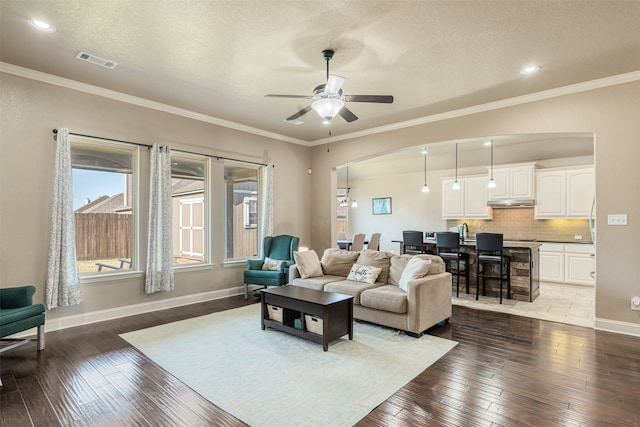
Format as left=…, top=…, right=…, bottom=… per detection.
left=52, top=129, right=270, bottom=167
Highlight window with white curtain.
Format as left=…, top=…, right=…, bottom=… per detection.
left=171, top=153, right=208, bottom=266
left=224, top=162, right=259, bottom=260
left=70, top=137, right=138, bottom=275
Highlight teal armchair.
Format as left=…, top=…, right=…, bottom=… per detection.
left=244, top=235, right=300, bottom=298
left=0, top=286, right=46, bottom=354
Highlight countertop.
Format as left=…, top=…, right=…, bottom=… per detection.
left=424, top=238, right=541, bottom=249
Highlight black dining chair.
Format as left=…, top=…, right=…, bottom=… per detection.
left=436, top=232, right=469, bottom=297
left=402, top=230, right=424, bottom=255
left=475, top=232, right=511, bottom=304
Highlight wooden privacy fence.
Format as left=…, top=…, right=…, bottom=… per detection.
left=75, top=213, right=132, bottom=261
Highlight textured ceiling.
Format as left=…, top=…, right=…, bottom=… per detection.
left=1, top=0, right=639, bottom=144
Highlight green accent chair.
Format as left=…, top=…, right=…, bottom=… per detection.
left=0, top=286, right=46, bottom=354
left=244, top=235, right=300, bottom=298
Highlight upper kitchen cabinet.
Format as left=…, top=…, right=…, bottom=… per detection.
left=535, top=166, right=594, bottom=219
left=442, top=176, right=493, bottom=219
left=488, top=163, right=535, bottom=201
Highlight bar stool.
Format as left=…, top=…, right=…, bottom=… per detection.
left=435, top=232, right=469, bottom=297
left=475, top=232, right=511, bottom=304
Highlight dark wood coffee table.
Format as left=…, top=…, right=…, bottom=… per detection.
left=260, top=286, right=353, bottom=351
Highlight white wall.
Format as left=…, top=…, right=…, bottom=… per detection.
left=310, top=80, right=640, bottom=335
left=0, top=72, right=311, bottom=326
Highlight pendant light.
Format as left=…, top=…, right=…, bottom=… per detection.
left=422, top=147, right=430, bottom=193
left=339, top=166, right=358, bottom=207
left=452, top=143, right=460, bottom=190
left=488, top=140, right=497, bottom=188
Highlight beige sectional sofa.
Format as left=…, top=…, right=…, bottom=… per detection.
left=289, top=248, right=452, bottom=337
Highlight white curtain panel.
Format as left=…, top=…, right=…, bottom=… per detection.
left=258, top=164, right=274, bottom=256
left=46, top=127, right=82, bottom=309
left=145, top=144, right=174, bottom=294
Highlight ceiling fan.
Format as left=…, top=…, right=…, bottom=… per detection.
left=265, top=49, right=394, bottom=124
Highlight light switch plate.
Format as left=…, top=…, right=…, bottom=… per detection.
left=608, top=214, right=628, bottom=225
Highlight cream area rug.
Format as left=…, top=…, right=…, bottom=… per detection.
left=120, top=304, right=457, bottom=427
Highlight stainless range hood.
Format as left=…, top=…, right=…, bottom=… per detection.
left=487, top=199, right=535, bottom=207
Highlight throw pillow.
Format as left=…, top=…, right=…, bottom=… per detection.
left=398, top=258, right=432, bottom=291
left=356, top=249, right=392, bottom=284
left=294, top=250, right=323, bottom=279
left=347, top=263, right=382, bottom=285
left=261, top=257, right=283, bottom=271
left=389, top=254, right=414, bottom=285
left=321, top=248, right=360, bottom=276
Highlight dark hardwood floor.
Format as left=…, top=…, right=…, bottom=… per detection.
left=1, top=295, right=639, bottom=426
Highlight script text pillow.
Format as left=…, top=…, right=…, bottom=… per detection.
left=398, top=258, right=432, bottom=292
left=347, top=263, right=382, bottom=285
left=261, top=257, right=283, bottom=271
left=294, top=250, right=324, bottom=279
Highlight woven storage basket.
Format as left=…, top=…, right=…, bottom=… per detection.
left=267, top=305, right=283, bottom=322
left=304, top=314, right=323, bottom=335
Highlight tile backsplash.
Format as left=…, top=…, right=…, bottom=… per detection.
left=446, top=207, right=593, bottom=243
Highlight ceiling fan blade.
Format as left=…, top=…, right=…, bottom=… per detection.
left=344, top=95, right=394, bottom=103
left=265, top=94, right=312, bottom=99
left=286, top=105, right=313, bottom=121
left=338, top=107, right=358, bottom=123
left=325, top=74, right=345, bottom=94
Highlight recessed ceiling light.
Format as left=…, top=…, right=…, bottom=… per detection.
left=521, top=65, right=541, bottom=75
left=28, top=19, right=56, bottom=32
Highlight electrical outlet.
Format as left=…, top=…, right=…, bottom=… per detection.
left=608, top=214, right=628, bottom=225
left=632, top=296, right=640, bottom=311
left=574, top=235, right=582, bottom=240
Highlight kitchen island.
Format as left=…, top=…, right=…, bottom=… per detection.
left=423, top=239, right=541, bottom=302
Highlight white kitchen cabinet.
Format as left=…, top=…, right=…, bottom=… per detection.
left=564, top=244, right=595, bottom=285
left=540, top=243, right=595, bottom=285
left=465, top=176, right=493, bottom=218
left=566, top=168, right=595, bottom=217
left=535, top=166, right=593, bottom=219
left=442, top=177, right=492, bottom=219
left=442, top=179, right=464, bottom=218
left=535, top=170, right=566, bottom=217
left=488, top=163, right=535, bottom=200
left=539, top=243, right=565, bottom=283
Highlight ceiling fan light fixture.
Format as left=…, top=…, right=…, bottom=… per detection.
left=312, top=98, right=344, bottom=121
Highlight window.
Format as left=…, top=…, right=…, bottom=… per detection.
left=224, top=162, right=259, bottom=259
left=171, top=154, right=207, bottom=265
left=243, top=196, right=258, bottom=229
left=71, top=138, right=137, bottom=275
left=336, top=188, right=348, bottom=236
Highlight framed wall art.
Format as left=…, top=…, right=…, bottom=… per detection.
left=372, top=197, right=392, bottom=215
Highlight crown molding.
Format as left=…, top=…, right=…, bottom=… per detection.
left=310, top=70, right=640, bottom=146
left=0, top=62, right=307, bottom=146
left=3, top=62, right=638, bottom=148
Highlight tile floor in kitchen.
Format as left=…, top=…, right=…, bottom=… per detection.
left=452, top=281, right=594, bottom=328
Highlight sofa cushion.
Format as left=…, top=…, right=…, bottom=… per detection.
left=261, top=257, right=283, bottom=271
left=324, top=280, right=382, bottom=305
left=398, top=258, right=432, bottom=291
left=346, top=263, right=382, bottom=284
left=360, top=285, right=408, bottom=314
left=389, top=254, right=414, bottom=285
left=291, top=275, right=345, bottom=291
left=321, top=248, right=360, bottom=276
left=356, top=250, right=391, bottom=284
left=293, top=250, right=323, bottom=279
left=414, top=254, right=446, bottom=275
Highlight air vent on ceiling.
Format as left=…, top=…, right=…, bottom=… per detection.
left=75, top=51, right=118, bottom=69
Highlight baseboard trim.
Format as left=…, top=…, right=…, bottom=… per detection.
left=594, top=318, right=640, bottom=337
left=44, top=286, right=254, bottom=333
